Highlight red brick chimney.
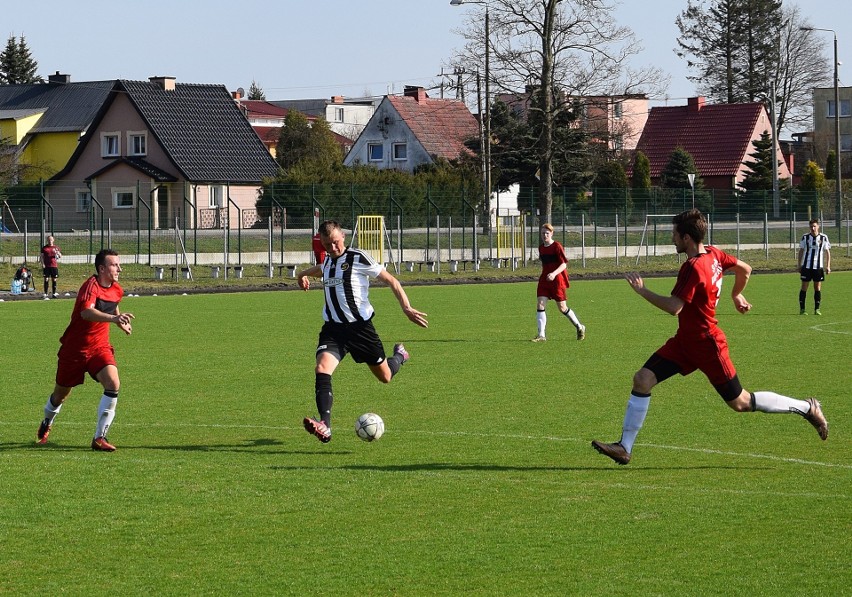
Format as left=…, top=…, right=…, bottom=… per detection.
left=404, top=86, right=428, bottom=103
left=331, top=96, right=344, bottom=104
left=149, top=76, right=176, bottom=91
left=688, top=96, right=706, bottom=112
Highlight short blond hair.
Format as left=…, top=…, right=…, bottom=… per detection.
left=540, top=223, right=554, bottom=233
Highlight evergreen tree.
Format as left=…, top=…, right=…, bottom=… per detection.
left=594, top=161, right=628, bottom=189
left=799, top=160, right=826, bottom=194
left=824, top=150, right=837, bottom=181
left=660, top=147, right=702, bottom=190
left=0, top=35, right=41, bottom=84
left=274, top=110, right=341, bottom=172
left=740, top=129, right=789, bottom=192
left=676, top=0, right=783, bottom=104
left=247, top=80, right=265, bottom=100
left=630, top=151, right=651, bottom=190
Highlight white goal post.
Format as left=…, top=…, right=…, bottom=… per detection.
left=636, top=214, right=678, bottom=265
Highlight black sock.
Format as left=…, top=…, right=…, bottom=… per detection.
left=799, top=290, right=806, bottom=310
left=315, top=373, right=333, bottom=427
left=387, top=354, right=402, bottom=378
left=44, top=280, right=49, bottom=294
left=814, top=290, right=821, bottom=310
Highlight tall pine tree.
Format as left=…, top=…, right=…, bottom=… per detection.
left=0, top=35, right=41, bottom=84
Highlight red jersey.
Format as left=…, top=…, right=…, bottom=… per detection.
left=59, top=276, right=124, bottom=354
left=41, top=244, right=61, bottom=268
left=538, top=241, right=569, bottom=287
left=671, top=245, right=738, bottom=337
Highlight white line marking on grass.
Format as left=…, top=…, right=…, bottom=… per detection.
left=809, top=320, right=852, bottom=335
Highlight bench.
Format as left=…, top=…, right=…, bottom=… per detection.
left=449, top=259, right=479, bottom=272
left=405, top=261, right=437, bottom=273
left=277, top=264, right=300, bottom=278
left=490, top=257, right=519, bottom=269
left=168, top=266, right=192, bottom=280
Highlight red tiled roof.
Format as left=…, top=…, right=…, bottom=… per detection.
left=240, top=99, right=289, bottom=118
left=387, top=95, right=478, bottom=161
left=253, top=125, right=281, bottom=144
left=635, top=99, right=766, bottom=178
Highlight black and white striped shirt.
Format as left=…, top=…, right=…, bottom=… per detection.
left=799, top=233, right=831, bottom=269
left=321, top=248, right=384, bottom=323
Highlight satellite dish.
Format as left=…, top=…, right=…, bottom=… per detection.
left=237, top=87, right=245, bottom=96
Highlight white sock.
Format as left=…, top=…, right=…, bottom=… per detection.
left=536, top=310, right=546, bottom=337
left=620, top=393, right=651, bottom=453
left=94, top=394, right=118, bottom=439
left=43, top=395, right=62, bottom=424
left=563, top=308, right=582, bottom=329
left=752, top=391, right=810, bottom=415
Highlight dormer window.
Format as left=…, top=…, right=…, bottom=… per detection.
left=101, top=132, right=119, bottom=157
left=128, top=131, right=147, bottom=156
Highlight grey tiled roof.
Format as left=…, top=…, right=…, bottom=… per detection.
left=88, top=157, right=178, bottom=183
left=0, top=81, right=113, bottom=133
left=119, top=80, right=280, bottom=183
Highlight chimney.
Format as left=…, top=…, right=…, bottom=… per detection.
left=688, top=96, right=706, bottom=112
left=404, top=86, right=428, bottom=103
left=232, top=90, right=242, bottom=100
left=48, top=71, right=70, bottom=84
left=149, top=76, right=176, bottom=91
left=331, top=95, right=344, bottom=104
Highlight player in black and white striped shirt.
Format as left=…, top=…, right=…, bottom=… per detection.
left=296, top=220, right=428, bottom=443
left=797, top=219, right=831, bottom=315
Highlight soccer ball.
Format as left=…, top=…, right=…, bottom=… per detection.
left=355, top=413, right=385, bottom=442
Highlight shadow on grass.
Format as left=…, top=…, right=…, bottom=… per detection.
left=3, top=438, right=352, bottom=456
left=268, top=462, right=772, bottom=472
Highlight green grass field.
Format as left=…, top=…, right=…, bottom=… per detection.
left=1, top=272, right=849, bottom=595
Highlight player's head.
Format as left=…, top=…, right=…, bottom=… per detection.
left=47, top=235, right=55, bottom=245
left=809, top=218, right=820, bottom=233
left=540, top=223, right=554, bottom=242
left=672, top=209, right=707, bottom=245
left=95, top=249, right=119, bottom=273
left=318, top=220, right=346, bottom=258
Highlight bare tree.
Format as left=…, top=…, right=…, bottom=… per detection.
left=451, top=0, right=667, bottom=222
left=778, top=6, right=831, bottom=134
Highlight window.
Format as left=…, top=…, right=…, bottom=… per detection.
left=113, top=188, right=134, bottom=209
left=75, top=190, right=91, bottom=213
left=128, top=131, right=147, bottom=155
left=392, top=143, right=407, bottom=160
left=827, top=99, right=852, bottom=118
left=841, top=134, right=852, bottom=152
left=613, top=101, right=623, bottom=119
left=334, top=107, right=345, bottom=122
left=209, top=185, right=224, bottom=208
left=101, top=133, right=119, bottom=157
left=368, top=143, right=383, bottom=161
left=612, top=134, right=624, bottom=152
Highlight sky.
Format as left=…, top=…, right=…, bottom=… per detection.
left=4, top=0, right=848, bottom=108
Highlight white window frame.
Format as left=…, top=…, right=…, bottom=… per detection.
left=128, top=131, right=147, bottom=156
left=101, top=132, right=120, bottom=157
left=113, top=187, right=135, bottom=209
left=209, top=185, right=225, bottom=208
left=75, top=189, right=92, bottom=213
left=613, top=101, right=623, bottom=119
left=334, top=107, right=345, bottom=122
left=368, top=143, right=383, bottom=162
left=392, top=143, right=407, bottom=161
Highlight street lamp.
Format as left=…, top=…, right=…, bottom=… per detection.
left=451, top=0, right=491, bottom=227
left=801, top=26, right=842, bottom=228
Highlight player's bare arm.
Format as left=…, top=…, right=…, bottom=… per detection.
left=81, top=307, right=135, bottom=335
left=296, top=264, right=323, bottom=290
left=377, top=270, right=428, bottom=328
left=625, top=272, right=684, bottom=316
left=729, top=260, right=752, bottom=314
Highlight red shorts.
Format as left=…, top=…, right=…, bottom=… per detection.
left=537, top=276, right=568, bottom=302
left=656, top=330, right=736, bottom=386
left=55, top=345, right=116, bottom=388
